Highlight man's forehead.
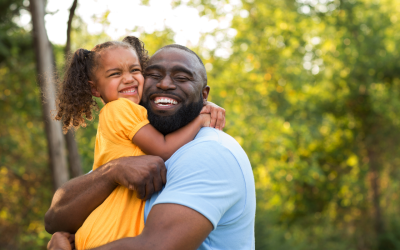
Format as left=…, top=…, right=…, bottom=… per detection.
left=148, top=48, right=199, bottom=68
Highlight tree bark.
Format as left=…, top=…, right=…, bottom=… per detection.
left=368, top=147, right=384, bottom=238
left=64, top=0, right=83, bottom=177
left=29, top=0, right=69, bottom=190
left=65, top=0, right=77, bottom=55
left=65, top=130, right=83, bottom=177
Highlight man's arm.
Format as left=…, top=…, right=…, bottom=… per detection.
left=47, top=204, right=213, bottom=250
left=45, top=155, right=166, bottom=234
left=93, top=203, right=213, bottom=250
left=47, top=138, right=243, bottom=249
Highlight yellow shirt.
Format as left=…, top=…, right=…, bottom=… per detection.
left=75, top=98, right=149, bottom=250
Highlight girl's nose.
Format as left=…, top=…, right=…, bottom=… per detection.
left=122, top=73, right=135, bottom=84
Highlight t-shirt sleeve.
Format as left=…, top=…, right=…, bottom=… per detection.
left=100, top=98, right=149, bottom=142
left=152, top=141, right=244, bottom=229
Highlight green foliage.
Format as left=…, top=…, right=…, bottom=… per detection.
left=0, top=1, right=52, bottom=249
left=189, top=0, right=400, bottom=249
left=137, top=28, right=175, bottom=55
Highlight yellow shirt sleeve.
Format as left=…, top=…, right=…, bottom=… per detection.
left=99, top=98, right=149, bottom=144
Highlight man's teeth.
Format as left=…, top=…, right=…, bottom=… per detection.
left=154, top=98, right=178, bottom=105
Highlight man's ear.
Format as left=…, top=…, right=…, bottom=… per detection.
left=202, top=86, right=210, bottom=105
left=89, top=81, right=101, bottom=97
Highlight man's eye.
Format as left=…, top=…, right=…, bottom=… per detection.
left=131, top=69, right=141, bottom=73
left=175, top=77, right=188, bottom=81
left=110, top=73, right=119, bottom=76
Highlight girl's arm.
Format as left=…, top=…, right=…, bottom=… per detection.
left=132, top=114, right=211, bottom=161
left=201, top=101, right=226, bottom=130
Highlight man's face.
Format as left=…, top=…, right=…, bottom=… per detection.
left=141, top=48, right=210, bottom=135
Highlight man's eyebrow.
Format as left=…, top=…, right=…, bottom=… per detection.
left=145, top=64, right=164, bottom=72
left=171, top=65, right=195, bottom=77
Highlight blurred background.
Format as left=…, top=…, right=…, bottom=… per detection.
left=1, top=0, right=400, bottom=249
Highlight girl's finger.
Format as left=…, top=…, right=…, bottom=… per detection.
left=222, top=109, right=226, bottom=129
left=210, top=107, right=218, bottom=128
left=216, top=110, right=224, bottom=130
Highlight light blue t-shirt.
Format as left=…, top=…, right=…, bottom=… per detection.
left=144, top=127, right=256, bottom=250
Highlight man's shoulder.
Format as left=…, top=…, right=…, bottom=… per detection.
left=170, top=128, right=246, bottom=161
left=145, top=128, right=256, bottom=238
left=166, top=127, right=254, bottom=191
left=194, top=127, right=240, bottom=145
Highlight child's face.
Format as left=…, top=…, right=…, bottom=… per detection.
left=89, top=46, right=144, bottom=104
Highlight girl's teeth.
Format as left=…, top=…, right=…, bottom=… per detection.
left=121, top=89, right=136, bottom=93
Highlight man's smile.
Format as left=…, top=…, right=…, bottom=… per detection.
left=149, top=93, right=182, bottom=111
left=154, top=97, right=178, bottom=106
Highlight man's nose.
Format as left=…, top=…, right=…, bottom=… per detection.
left=157, top=76, right=176, bottom=90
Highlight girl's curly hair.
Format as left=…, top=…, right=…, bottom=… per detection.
left=55, top=36, right=149, bottom=133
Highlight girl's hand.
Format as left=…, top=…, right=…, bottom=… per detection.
left=200, top=114, right=211, bottom=128
left=47, top=232, right=75, bottom=250
left=200, top=101, right=226, bottom=130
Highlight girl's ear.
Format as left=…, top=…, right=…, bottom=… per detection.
left=89, top=81, right=101, bottom=97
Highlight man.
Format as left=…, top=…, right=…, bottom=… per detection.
left=46, top=44, right=256, bottom=250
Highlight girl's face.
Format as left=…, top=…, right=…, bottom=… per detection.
left=89, top=46, right=144, bottom=104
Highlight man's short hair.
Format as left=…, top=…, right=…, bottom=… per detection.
left=158, top=44, right=208, bottom=87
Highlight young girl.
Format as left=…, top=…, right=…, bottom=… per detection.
left=55, top=37, right=222, bottom=249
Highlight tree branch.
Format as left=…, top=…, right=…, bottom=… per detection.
left=65, top=0, right=78, bottom=55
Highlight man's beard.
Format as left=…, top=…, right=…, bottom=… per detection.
left=141, top=95, right=203, bottom=135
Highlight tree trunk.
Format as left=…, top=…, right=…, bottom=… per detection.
left=29, top=0, right=69, bottom=190
left=368, top=147, right=384, bottom=241
left=364, top=120, right=385, bottom=247
left=64, top=0, right=83, bottom=178
left=65, top=130, right=83, bottom=177
left=65, top=0, right=78, bottom=56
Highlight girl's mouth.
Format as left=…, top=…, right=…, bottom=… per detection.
left=119, top=87, right=137, bottom=95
